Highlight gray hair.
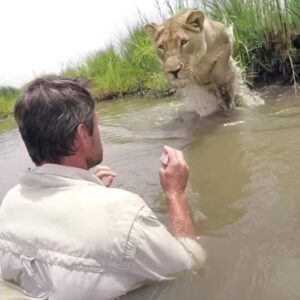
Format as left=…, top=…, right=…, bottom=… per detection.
left=14, top=76, right=95, bottom=165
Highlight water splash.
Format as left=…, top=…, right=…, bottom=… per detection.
left=179, top=59, right=265, bottom=118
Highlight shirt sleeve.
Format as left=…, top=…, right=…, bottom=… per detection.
left=127, top=204, right=206, bottom=283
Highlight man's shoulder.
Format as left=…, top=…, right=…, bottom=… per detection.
left=3, top=181, right=145, bottom=206
left=0, top=183, right=148, bottom=232
left=76, top=185, right=146, bottom=208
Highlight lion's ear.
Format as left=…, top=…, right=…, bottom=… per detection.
left=144, top=23, right=160, bottom=38
left=185, top=10, right=205, bottom=31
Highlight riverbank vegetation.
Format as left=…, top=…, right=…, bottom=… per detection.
left=1, top=0, right=299, bottom=117
left=202, top=0, right=300, bottom=88
left=64, top=27, right=169, bottom=100
left=0, top=87, right=20, bottom=118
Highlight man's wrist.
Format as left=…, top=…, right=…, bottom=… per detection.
left=164, top=191, right=186, bottom=203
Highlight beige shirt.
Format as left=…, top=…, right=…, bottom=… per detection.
left=0, top=164, right=205, bottom=300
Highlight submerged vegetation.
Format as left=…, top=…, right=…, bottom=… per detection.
left=1, top=0, right=299, bottom=117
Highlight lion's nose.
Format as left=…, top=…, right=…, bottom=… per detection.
left=168, top=66, right=182, bottom=78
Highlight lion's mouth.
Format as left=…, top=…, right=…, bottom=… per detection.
left=169, top=77, right=189, bottom=88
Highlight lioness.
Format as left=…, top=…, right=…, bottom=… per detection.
left=145, top=9, right=263, bottom=117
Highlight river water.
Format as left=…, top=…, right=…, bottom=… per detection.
left=0, top=86, right=300, bottom=300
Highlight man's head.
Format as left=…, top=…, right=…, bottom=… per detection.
left=14, top=76, right=103, bottom=169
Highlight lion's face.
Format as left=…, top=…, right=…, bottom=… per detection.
left=145, top=10, right=207, bottom=87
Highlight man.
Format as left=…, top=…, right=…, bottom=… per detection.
left=0, top=77, right=205, bottom=300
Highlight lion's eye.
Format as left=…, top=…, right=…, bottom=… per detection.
left=158, top=44, right=164, bottom=50
left=181, top=39, right=189, bottom=46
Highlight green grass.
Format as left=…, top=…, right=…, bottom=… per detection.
left=0, top=87, right=20, bottom=118
left=64, top=26, right=169, bottom=99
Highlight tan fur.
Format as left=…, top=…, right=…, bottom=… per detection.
left=145, top=10, right=236, bottom=108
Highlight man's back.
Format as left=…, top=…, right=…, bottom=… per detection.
left=0, top=164, right=196, bottom=300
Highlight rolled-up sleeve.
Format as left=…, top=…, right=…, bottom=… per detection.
left=127, top=205, right=206, bottom=283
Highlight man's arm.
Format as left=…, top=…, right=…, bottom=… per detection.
left=159, top=146, right=196, bottom=239
left=123, top=149, right=205, bottom=290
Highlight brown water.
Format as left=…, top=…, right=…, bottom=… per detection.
left=0, top=86, right=300, bottom=300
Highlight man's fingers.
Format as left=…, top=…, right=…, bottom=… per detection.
left=163, top=146, right=177, bottom=164
left=93, top=165, right=113, bottom=172
left=92, top=165, right=117, bottom=187
left=103, top=176, right=114, bottom=187
left=163, top=145, right=184, bottom=166
left=176, top=149, right=185, bottom=164
left=159, top=166, right=166, bottom=177
left=94, top=170, right=117, bottom=178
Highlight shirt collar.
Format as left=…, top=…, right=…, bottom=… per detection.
left=28, top=163, right=104, bottom=186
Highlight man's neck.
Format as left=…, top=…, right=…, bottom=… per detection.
left=42, top=153, right=88, bottom=170
left=60, top=154, right=88, bottom=169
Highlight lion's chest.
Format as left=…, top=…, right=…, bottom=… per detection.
left=190, top=59, right=217, bottom=84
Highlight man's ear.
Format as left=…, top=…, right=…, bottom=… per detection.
left=75, top=123, right=89, bottom=146
left=185, top=10, right=205, bottom=31
left=144, top=23, right=160, bottom=39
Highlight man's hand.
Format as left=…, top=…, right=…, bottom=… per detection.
left=93, top=166, right=116, bottom=187
left=159, top=146, right=195, bottom=239
left=159, top=146, right=189, bottom=201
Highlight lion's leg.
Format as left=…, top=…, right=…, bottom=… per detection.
left=210, top=45, right=234, bottom=86
left=210, top=46, right=236, bottom=108
left=216, top=83, right=235, bottom=110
